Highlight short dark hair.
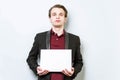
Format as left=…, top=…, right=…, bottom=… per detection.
left=48, top=4, right=68, bottom=18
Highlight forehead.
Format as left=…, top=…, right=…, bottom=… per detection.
left=51, top=8, right=65, bottom=13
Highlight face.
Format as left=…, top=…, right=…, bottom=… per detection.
left=49, top=8, right=67, bottom=28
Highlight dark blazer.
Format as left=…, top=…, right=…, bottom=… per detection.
left=26, top=31, right=83, bottom=80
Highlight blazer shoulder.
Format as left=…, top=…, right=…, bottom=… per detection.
left=34, top=31, right=49, bottom=41
left=67, top=32, right=80, bottom=39
left=35, top=31, right=50, bottom=39
left=67, top=32, right=81, bottom=46
left=36, top=31, right=48, bottom=36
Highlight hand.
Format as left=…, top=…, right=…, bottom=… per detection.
left=62, top=67, right=74, bottom=77
left=37, top=66, right=49, bottom=76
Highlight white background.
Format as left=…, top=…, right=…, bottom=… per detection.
left=0, top=0, right=120, bottom=80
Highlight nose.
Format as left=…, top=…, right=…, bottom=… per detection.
left=56, top=15, right=60, bottom=19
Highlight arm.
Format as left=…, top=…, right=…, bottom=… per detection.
left=72, top=36, right=83, bottom=78
left=62, top=36, right=83, bottom=78
left=26, top=34, right=40, bottom=75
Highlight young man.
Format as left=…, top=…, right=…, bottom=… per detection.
left=26, top=4, right=83, bottom=80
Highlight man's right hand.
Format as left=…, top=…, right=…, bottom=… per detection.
left=37, top=66, right=49, bottom=76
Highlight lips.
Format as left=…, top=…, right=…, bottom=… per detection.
left=55, top=20, right=61, bottom=22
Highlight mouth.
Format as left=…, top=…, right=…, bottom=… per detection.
left=55, top=20, right=61, bottom=22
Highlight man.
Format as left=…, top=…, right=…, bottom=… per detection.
left=26, top=4, right=83, bottom=80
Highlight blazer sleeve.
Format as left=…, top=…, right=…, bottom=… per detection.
left=26, top=34, right=40, bottom=75
left=72, top=36, right=83, bottom=79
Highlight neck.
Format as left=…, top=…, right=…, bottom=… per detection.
left=52, top=27, right=64, bottom=36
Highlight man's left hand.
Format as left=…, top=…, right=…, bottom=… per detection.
left=62, top=67, right=74, bottom=76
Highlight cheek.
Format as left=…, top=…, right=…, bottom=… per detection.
left=64, top=18, right=67, bottom=23
left=50, top=19, right=56, bottom=24
left=61, top=18, right=66, bottom=23
left=50, top=18, right=54, bottom=22
left=50, top=17, right=56, bottom=21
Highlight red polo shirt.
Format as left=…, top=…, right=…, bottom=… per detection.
left=50, top=29, right=65, bottom=80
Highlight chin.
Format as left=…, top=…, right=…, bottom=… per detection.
left=54, top=25, right=62, bottom=28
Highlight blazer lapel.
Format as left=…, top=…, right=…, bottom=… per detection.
left=46, top=31, right=50, bottom=49
left=65, top=32, right=69, bottom=49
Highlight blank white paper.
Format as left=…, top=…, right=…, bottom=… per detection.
left=40, top=49, right=72, bottom=72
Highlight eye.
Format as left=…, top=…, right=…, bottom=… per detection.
left=52, top=13, right=56, bottom=16
left=59, top=13, right=64, bottom=16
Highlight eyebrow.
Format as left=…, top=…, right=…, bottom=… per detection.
left=52, top=12, right=64, bottom=14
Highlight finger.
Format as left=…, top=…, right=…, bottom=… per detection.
left=62, top=69, right=71, bottom=76
left=65, top=69, right=73, bottom=76
left=37, top=69, right=44, bottom=74
left=37, top=71, right=43, bottom=75
left=62, top=70, right=68, bottom=76
left=37, top=66, right=42, bottom=70
left=42, top=70, right=49, bottom=75
left=38, top=70, right=49, bottom=76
